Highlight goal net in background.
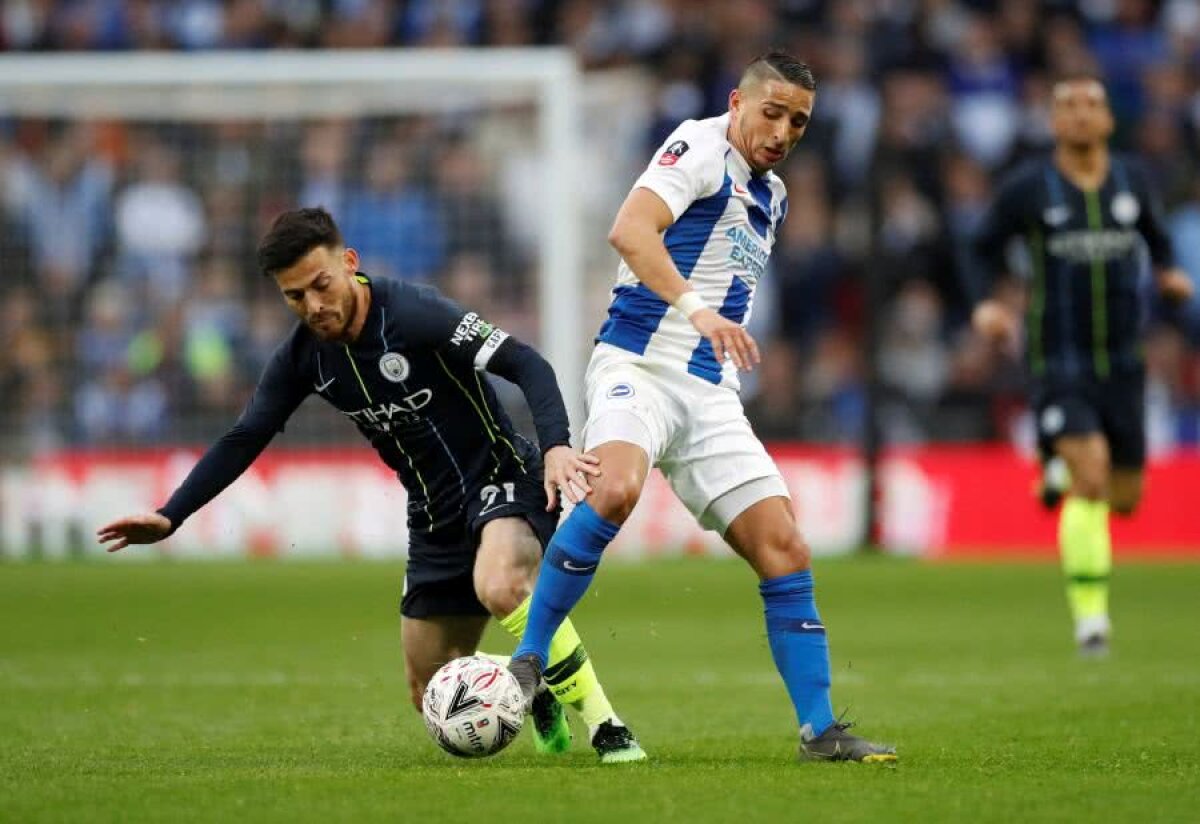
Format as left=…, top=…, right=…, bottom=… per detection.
left=0, top=49, right=870, bottom=561
left=0, top=49, right=588, bottom=558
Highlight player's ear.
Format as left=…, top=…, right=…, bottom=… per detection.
left=343, top=246, right=359, bottom=274
left=729, top=87, right=742, bottom=116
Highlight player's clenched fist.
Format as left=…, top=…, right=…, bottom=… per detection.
left=96, top=512, right=173, bottom=553
left=689, top=307, right=760, bottom=372
left=542, top=445, right=602, bottom=510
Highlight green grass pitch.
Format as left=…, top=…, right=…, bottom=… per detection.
left=2, top=556, right=1198, bottom=823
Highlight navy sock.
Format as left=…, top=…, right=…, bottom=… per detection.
left=760, top=570, right=836, bottom=738
left=514, top=502, right=620, bottom=667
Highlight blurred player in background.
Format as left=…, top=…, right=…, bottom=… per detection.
left=96, top=208, right=645, bottom=763
left=970, top=74, right=1194, bottom=656
left=508, top=52, right=896, bottom=763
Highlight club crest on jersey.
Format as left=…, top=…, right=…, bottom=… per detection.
left=607, top=383, right=634, bottom=399
left=1043, top=205, right=1071, bottom=226
left=379, top=352, right=410, bottom=383
left=657, top=140, right=689, bottom=166
left=1041, top=405, right=1065, bottom=435
left=1111, top=192, right=1139, bottom=226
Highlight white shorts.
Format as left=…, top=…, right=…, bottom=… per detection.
left=582, top=343, right=789, bottom=534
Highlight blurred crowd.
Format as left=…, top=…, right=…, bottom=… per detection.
left=3, top=0, right=1200, bottom=455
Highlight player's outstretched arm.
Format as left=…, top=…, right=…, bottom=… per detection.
left=609, top=188, right=759, bottom=371
left=95, top=343, right=308, bottom=552
left=96, top=512, right=173, bottom=553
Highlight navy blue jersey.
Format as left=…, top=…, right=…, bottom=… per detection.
left=159, top=276, right=569, bottom=535
left=972, top=154, right=1175, bottom=382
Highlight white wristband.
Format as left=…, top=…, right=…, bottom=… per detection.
left=673, top=291, right=706, bottom=319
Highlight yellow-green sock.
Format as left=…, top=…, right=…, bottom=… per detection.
left=500, top=596, right=616, bottom=727
left=1059, top=495, right=1112, bottom=623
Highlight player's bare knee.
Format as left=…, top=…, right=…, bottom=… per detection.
left=1072, top=475, right=1108, bottom=501
left=589, top=473, right=642, bottom=523
left=778, top=530, right=812, bottom=572
left=748, top=527, right=810, bottom=577
left=1070, top=462, right=1109, bottom=500
left=474, top=573, right=528, bottom=619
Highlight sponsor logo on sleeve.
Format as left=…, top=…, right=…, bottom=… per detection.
left=451, top=312, right=496, bottom=347
left=657, top=139, right=690, bottom=166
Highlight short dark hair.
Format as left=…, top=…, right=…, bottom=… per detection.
left=741, top=50, right=817, bottom=92
left=257, top=207, right=343, bottom=277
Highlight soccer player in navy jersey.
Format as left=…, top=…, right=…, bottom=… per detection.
left=971, top=73, right=1193, bottom=656
left=97, top=207, right=644, bottom=762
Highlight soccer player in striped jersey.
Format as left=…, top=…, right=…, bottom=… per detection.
left=970, top=73, right=1194, bottom=656
left=96, top=207, right=644, bottom=762
left=508, top=52, right=896, bottom=763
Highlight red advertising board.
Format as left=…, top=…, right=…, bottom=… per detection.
left=875, top=445, right=1200, bottom=557
left=3, top=445, right=1197, bottom=559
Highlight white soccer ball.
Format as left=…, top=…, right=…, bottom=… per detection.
left=421, top=655, right=525, bottom=758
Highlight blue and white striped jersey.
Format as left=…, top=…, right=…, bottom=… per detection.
left=596, top=113, right=788, bottom=390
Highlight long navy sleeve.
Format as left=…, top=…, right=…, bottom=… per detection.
left=483, top=337, right=571, bottom=453
left=400, top=285, right=572, bottom=454
left=1130, top=162, right=1176, bottom=269
left=158, top=340, right=310, bottom=531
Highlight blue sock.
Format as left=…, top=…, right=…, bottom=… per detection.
left=760, top=570, right=836, bottom=738
left=514, top=502, right=620, bottom=667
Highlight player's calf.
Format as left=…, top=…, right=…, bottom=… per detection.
left=1108, top=470, right=1143, bottom=517
left=1037, top=456, right=1070, bottom=510
left=724, top=497, right=811, bottom=580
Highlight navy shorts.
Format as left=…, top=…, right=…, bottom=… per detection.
left=1032, top=370, right=1146, bottom=470
left=400, top=466, right=560, bottom=619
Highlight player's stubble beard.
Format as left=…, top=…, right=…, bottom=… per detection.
left=730, top=122, right=783, bottom=175
left=730, top=111, right=796, bottom=175
left=306, top=274, right=363, bottom=343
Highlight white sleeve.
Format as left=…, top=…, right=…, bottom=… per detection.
left=631, top=120, right=726, bottom=221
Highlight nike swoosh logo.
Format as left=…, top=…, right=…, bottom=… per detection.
left=314, top=377, right=336, bottom=392
left=562, top=560, right=597, bottom=573
left=800, top=621, right=824, bottom=631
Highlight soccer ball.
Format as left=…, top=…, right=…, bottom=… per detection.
left=421, top=656, right=525, bottom=758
